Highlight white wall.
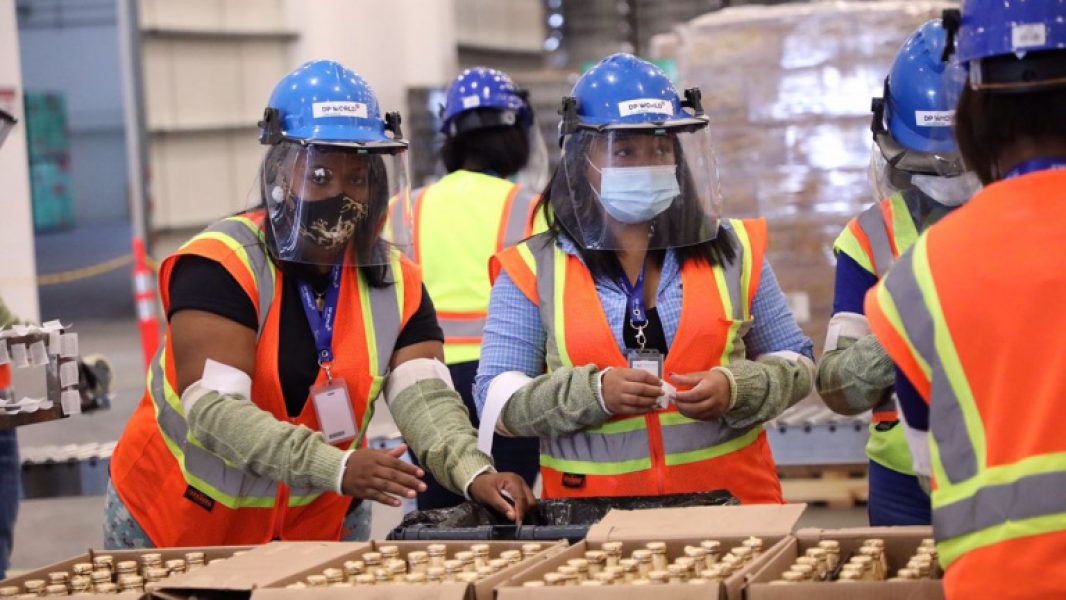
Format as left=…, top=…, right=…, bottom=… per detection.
left=0, top=0, right=40, bottom=321
left=18, top=19, right=129, bottom=224
left=285, top=0, right=459, bottom=121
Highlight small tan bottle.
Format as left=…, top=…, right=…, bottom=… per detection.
left=769, top=571, right=805, bottom=585
left=71, top=563, right=93, bottom=578
left=646, top=542, right=669, bottom=572
left=584, top=550, right=606, bottom=576
left=742, top=536, right=764, bottom=558
left=95, top=582, right=119, bottom=594
left=794, top=556, right=822, bottom=581
left=667, top=564, right=687, bottom=584
left=69, top=575, right=92, bottom=595
left=501, top=550, right=523, bottom=567
left=684, top=546, right=708, bottom=576
left=601, top=542, right=623, bottom=568
left=43, top=584, right=67, bottom=597
left=648, top=570, right=669, bottom=585
left=675, top=556, right=697, bottom=579
left=632, top=549, right=653, bottom=578
left=306, top=574, right=328, bottom=588
left=427, top=544, right=447, bottom=569
left=789, top=564, right=815, bottom=581
left=184, top=552, right=206, bottom=570
left=817, top=540, right=840, bottom=570
left=567, top=559, right=590, bottom=582
left=471, top=544, right=490, bottom=570
left=700, top=540, right=721, bottom=566
left=379, top=545, right=400, bottom=564
left=426, top=567, right=445, bottom=584
left=488, top=558, right=509, bottom=574
left=388, top=559, right=408, bottom=583
left=557, top=565, right=579, bottom=586
left=362, top=552, right=383, bottom=571
left=354, top=574, right=376, bottom=586
left=166, top=558, right=188, bottom=576
left=144, top=566, right=170, bottom=584
left=322, top=568, right=344, bottom=585
left=408, top=551, right=429, bottom=576
left=542, top=573, right=564, bottom=587
left=46, top=572, right=68, bottom=587
left=443, top=560, right=463, bottom=582
left=730, top=545, right=754, bottom=565
left=22, top=580, right=46, bottom=596
left=523, top=580, right=546, bottom=588
left=619, top=558, right=638, bottom=583
left=405, top=573, right=427, bottom=585
left=454, top=551, right=476, bottom=573
left=91, top=570, right=112, bottom=589
left=343, top=560, right=365, bottom=581
left=520, top=543, right=543, bottom=559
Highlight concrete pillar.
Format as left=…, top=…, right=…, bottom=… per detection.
left=0, top=0, right=40, bottom=322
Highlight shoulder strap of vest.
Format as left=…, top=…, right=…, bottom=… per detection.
left=721, top=218, right=767, bottom=319
left=498, top=184, right=540, bottom=250
left=160, top=211, right=277, bottom=334
left=489, top=234, right=549, bottom=306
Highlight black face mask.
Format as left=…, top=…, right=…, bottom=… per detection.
left=270, top=187, right=369, bottom=252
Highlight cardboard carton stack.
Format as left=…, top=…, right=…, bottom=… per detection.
left=676, top=2, right=952, bottom=347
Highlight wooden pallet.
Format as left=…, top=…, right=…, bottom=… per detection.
left=778, top=464, right=869, bottom=509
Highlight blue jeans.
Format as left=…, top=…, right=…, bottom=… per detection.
left=867, top=460, right=931, bottom=526
left=0, top=429, right=19, bottom=579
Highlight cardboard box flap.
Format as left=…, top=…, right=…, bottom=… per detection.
left=796, top=526, right=933, bottom=542
left=251, top=582, right=472, bottom=599
left=587, top=503, right=807, bottom=542
left=160, top=542, right=368, bottom=591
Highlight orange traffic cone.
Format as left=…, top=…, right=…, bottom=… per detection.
left=132, top=237, right=160, bottom=367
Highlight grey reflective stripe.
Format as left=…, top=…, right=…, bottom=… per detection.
left=202, top=218, right=277, bottom=335
left=857, top=206, right=895, bottom=277
left=542, top=428, right=651, bottom=464
left=884, top=251, right=979, bottom=484
left=501, top=185, right=538, bottom=248
left=149, top=358, right=278, bottom=501
left=367, top=262, right=403, bottom=375
left=659, top=419, right=751, bottom=455
left=934, top=469, right=1066, bottom=540
left=528, top=236, right=563, bottom=370
left=439, top=316, right=486, bottom=340
left=721, top=225, right=747, bottom=321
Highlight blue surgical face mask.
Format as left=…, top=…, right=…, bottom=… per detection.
left=589, top=161, right=680, bottom=224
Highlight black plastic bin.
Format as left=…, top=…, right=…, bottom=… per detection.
left=387, top=490, right=737, bottom=542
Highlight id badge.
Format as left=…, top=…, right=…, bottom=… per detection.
left=311, top=378, right=357, bottom=445
left=628, top=349, right=670, bottom=410
left=627, top=349, right=663, bottom=378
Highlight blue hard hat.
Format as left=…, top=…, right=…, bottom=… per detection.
left=955, top=0, right=1066, bottom=66
left=883, top=19, right=963, bottom=155
left=440, top=67, right=531, bottom=136
left=559, top=54, right=706, bottom=143
left=258, top=60, right=403, bottom=148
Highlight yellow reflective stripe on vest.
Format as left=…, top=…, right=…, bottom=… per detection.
left=888, top=193, right=920, bottom=256
left=833, top=226, right=877, bottom=275
left=664, top=427, right=763, bottom=467
left=875, top=237, right=1066, bottom=568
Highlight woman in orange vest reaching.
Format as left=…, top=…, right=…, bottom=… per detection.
left=105, top=60, right=534, bottom=549
left=474, top=54, right=815, bottom=502
left=865, top=3, right=1066, bottom=597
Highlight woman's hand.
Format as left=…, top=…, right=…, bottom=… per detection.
left=601, top=368, right=663, bottom=415
left=670, top=370, right=732, bottom=421
left=468, top=472, right=537, bottom=522
left=340, top=444, right=426, bottom=506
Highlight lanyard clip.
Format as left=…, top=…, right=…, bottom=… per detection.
left=319, top=359, right=334, bottom=383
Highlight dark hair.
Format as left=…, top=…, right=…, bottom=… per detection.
left=255, top=142, right=395, bottom=287
left=441, top=123, right=530, bottom=178
left=534, top=130, right=736, bottom=281
left=955, top=62, right=1066, bottom=184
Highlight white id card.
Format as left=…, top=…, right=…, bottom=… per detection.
left=311, top=379, right=357, bottom=445
left=627, top=349, right=663, bottom=378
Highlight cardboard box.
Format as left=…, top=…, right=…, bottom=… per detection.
left=255, top=540, right=569, bottom=600
left=0, top=545, right=249, bottom=598
left=152, top=539, right=568, bottom=600
left=746, top=526, right=943, bottom=599
left=496, top=504, right=807, bottom=600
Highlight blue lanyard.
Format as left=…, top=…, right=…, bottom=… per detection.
left=618, top=263, right=650, bottom=350
left=297, top=265, right=342, bottom=369
left=1004, top=157, right=1066, bottom=180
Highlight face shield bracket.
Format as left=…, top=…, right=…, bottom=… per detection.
left=681, top=88, right=704, bottom=116
left=941, top=9, right=961, bottom=63
left=258, top=107, right=284, bottom=146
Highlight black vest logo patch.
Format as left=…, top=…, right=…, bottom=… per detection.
left=561, top=473, right=586, bottom=489
left=184, top=485, right=216, bottom=512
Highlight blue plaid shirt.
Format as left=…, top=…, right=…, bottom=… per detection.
left=473, top=225, right=815, bottom=416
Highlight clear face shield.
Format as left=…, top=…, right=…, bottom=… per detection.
left=551, top=124, right=723, bottom=251
left=868, top=143, right=980, bottom=207
left=515, top=120, right=550, bottom=194
left=260, top=142, right=412, bottom=266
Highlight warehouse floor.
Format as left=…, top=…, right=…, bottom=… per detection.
left=8, top=221, right=869, bottom=572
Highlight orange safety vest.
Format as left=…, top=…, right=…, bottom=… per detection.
left=490, top=220, right=783, bottom=503
left=0, top=364, right=9, bottom=390
left=110, top=210, right=422, bottom=547
left=392, top=171, right=540, bottom=364
left=866, top=169, right=1066, bottom=599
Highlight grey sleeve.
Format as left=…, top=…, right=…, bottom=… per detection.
left=816, top=334, right=895, bottom=416
left=387, top=378, right=494, bottom=497
left=499, top=365, right=610, bottom=438
left=721, top=354, right=815, bottom=430
left=186, top=386, right=346, bottom=492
